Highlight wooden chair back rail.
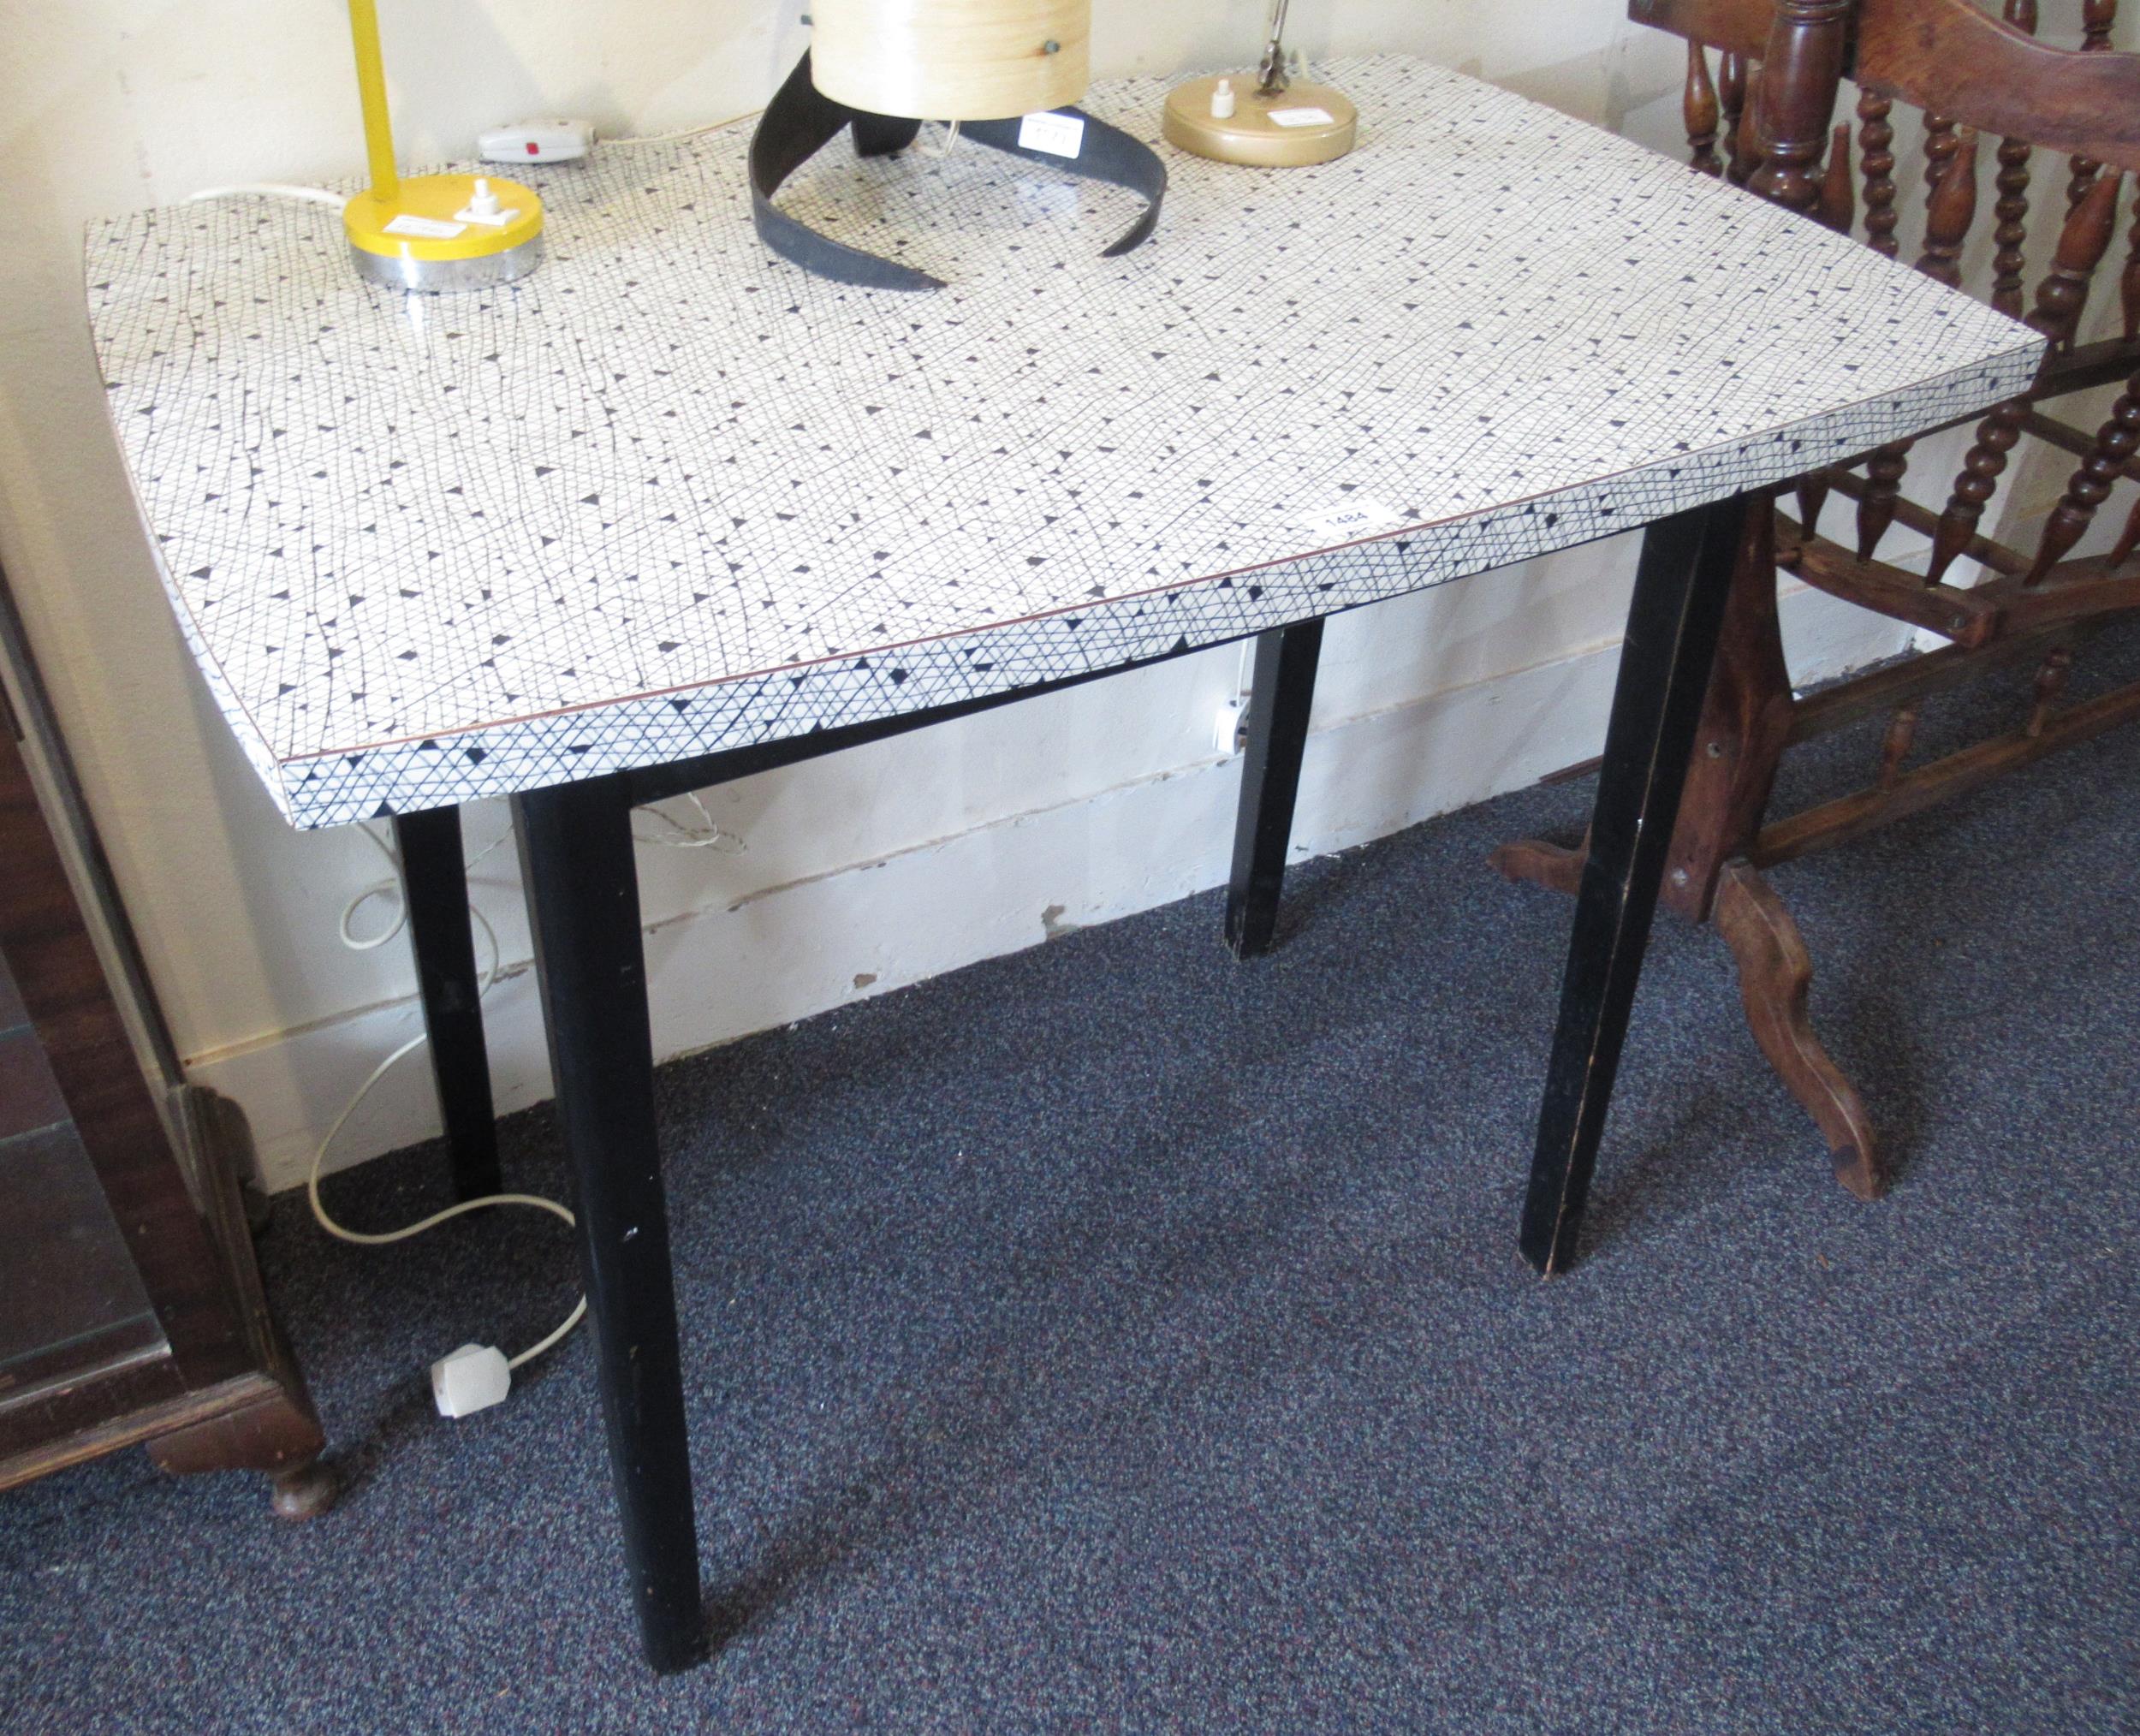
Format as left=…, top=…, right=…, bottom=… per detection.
left=1852, top=0, right=2140, bottom=175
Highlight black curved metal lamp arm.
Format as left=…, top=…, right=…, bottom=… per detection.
left=749, top=53, right=947, bottom=291
left=749, top=51, right=1167, bottom=289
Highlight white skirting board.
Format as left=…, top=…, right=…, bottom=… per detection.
left=194, top=576, right=1908, bottom=1195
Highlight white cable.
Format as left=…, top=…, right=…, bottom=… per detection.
left=600, top=107, right=764, bottom=147
left=339, top=825, right=409, bottom=952
left=631, top=791, right=746, bottom=852
left=313, top=799, right=740, bottom=1379
left=312, top=823, right=585, bottom=1372
left=188, top=183, right=346, bottom=209
left=339, top=822, right=511, bottom=950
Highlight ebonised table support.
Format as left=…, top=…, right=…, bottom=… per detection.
left=392, top=807, right=500, bottom=1202
left=1226, top=619, right=1325, bottom=960
left=1519, top=492, right=1751, bottom=1274
left=514, top=775, right=707, bottom=1675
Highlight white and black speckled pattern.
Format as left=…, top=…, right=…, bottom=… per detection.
left=86, top=56, right=2042, bottom=829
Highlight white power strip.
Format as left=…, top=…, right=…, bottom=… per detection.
left=477, top=120, right=595, bottom=164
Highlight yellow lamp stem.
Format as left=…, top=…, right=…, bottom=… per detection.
left=347, top=0, right=401, bottom=205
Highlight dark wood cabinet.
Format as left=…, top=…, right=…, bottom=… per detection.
left=0, top=564, right=332, bottom=1517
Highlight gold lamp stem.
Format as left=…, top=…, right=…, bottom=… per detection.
left=347, top=0, right=401, bottom=204
left=1256, top=0, right=1293, bottom=96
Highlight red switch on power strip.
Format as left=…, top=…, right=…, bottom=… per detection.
left=477, top=121, right=594, bottom=164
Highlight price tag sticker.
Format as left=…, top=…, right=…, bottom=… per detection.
left=1297, top=496, right=1407, bottom=541
left=1018, top=111, right=1086, bottom=158
left=383, top=213, right=467, bottom=240
left=1269, top=106, right=1338, bottom=128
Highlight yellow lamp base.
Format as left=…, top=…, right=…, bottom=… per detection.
left=1162, top=74, right=1358, bottom=168
left=343, top=172, right=545, bottom=294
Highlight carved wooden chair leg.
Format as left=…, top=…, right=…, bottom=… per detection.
left=1713, top=859, right=1884, bottom=1198
left=1494, top=494, right=1890, bottom=1196
left=1489, top=827, right=1586, bottom=896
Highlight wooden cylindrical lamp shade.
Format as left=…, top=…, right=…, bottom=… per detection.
left=811, top=0, right=1091, bottom=121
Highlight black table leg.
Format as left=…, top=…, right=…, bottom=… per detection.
left=1520, top=493, right=1751, bottom=1275
left=514, top=775, right=706, bottom=1674
left=394, top=806, right=501, bottom=1201
left=1225, top=619, right=1325, bottom=959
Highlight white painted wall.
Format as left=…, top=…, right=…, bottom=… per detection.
left=5, top=2, right=2106, bottom=1192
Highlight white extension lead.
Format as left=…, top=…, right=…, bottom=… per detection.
left=312, top=797, right=740, bottom=1418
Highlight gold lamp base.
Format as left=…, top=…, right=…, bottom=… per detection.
left=1162, top=74, right=1358, bottom=167
left=343, top=171, right=544, bottom=294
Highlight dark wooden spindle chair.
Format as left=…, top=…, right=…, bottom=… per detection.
left=1498, top=0, right=2140, bottom=1195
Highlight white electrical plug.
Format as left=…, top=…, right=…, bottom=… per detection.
left=431, top=1343, right=513, bottom=1418
left=478, top=120, right=595, bottom=164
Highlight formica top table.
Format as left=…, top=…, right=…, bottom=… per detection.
left=88, top=58, right=2033, bottom=829
left=87, top=56, right=2041, bottom=1672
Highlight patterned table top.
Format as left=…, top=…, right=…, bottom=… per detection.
left=87, top=56, right=2041, bottom=829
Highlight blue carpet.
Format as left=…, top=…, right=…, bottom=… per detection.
left=4, top=625, right=2137, bottom=1733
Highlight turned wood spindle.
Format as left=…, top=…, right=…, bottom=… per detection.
left=1855, top=133, right=1980, bottom=562
left=1749, top=0, right=1852, bottom=215
left=2039, top=169, right=2123, bottom=350
left=1721, top=52, right=1751, bottom=186
left=1926, top=173, right=2126, bottom=586
left=1795, top=473, right=1831, bottom=540
left=2110, top=494, right=2140, bottom=568
left=1917, top=128, right=1980, bottom=291
left=1817, top=122, right=1855, bottom=235
left=2024, top=364, right=2140, bottom=583
left=1923, top=112, right=1959, bottom=206
left=1737, top=67, right=1770, bottom=188
left=1855, top=446, right=1912, bottom=561
left=1685, top=42, right=1722, bottom=175
left=2066, top=0, right=2117, bottom=216
left=2123, top=185, right=2140, bottom=342
left=2027, top=646, right=2072, bottom=736
left=1877, top=701, right=1920, bottom=788
left=1990, top=0, right=2040, bottom=319
left=1858, top=88, right=1899, bottom=260
left=1992, top=137, right=2037, bottom=318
